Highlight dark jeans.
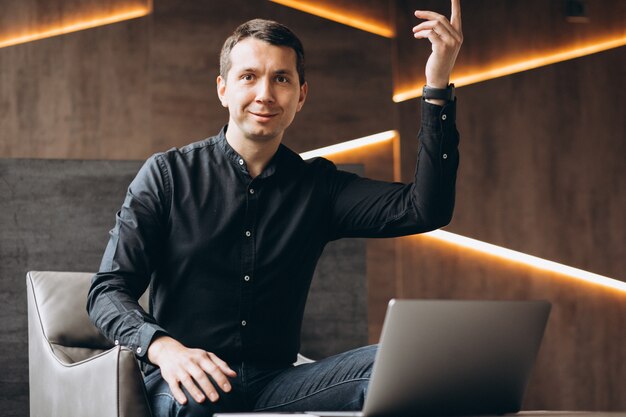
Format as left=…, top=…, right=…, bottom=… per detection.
left=144, top=344, right=377, bottom=417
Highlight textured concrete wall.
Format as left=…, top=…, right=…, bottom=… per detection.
left=0, top=158, right=366, bottom=417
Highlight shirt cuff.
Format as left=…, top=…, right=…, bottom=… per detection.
left=420, top=97, right=457, bottom=131
left=129, top=322, right=169, bottom=363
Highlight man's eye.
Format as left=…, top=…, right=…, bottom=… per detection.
left=241, top=74, right=254, bottom=81
left=276, top=75, right=289, bottom=83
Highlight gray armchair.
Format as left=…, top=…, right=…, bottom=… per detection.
left=26, top=270, right=332, bottom=416
left=26, top=271, right=152, bottom=417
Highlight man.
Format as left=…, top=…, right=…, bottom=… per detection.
left=87, top=2, right=462, bottom=416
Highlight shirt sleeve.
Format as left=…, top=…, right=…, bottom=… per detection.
left=86, top=155, right=171, bottom=362
left=327, top=98, right=459, bottom=240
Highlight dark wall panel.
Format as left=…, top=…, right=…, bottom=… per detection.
left=455, top=46, right=625, bottom=279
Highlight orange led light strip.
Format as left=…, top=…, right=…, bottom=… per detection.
left=393, top=36, right=626, bottom=102
left=0, top=7, right=151, bottom=49
left=424, top=230, right=626, bottom=293
left=299, top=130, right=397, bottom=160
left=268, top=0, right=394, bottom=38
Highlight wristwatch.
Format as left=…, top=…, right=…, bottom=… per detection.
left=422, top=83, right=455, bottom=102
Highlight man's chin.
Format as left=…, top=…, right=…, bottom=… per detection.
left=245, top=128, right=282, bottom=143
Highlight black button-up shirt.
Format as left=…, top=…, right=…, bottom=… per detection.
left=87, top=99, right=459, bottom=366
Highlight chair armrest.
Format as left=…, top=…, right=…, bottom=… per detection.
left=27, top=273, right=152, bottom=417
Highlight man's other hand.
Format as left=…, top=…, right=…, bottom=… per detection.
left=147, top=335, right=237, bottom=405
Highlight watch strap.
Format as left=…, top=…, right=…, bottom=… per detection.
left=422, top=84, right=455, bottom=101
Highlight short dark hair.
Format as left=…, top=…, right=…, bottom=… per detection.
left=220, top=18, right=306, bottom=85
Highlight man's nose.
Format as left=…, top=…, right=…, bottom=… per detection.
left=255, top=78, right=275, bottom=103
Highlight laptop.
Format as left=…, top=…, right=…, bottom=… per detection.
left=217, top=299, right=551, bottom=417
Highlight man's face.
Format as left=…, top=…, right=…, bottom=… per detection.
left=217, top=37, right=307, bottom=145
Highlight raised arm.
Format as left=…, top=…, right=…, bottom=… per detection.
left=327, top=2, right=463, bottom=239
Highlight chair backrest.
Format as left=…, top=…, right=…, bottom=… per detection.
left=28, top=271, right=113, bottom=363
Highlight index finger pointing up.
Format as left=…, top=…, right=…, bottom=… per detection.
left=451, top=0, right=462, bottom=31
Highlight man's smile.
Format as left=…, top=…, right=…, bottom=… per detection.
left=249, top=110, right=279, bottom=122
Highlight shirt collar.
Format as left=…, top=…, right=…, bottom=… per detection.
left=217, top=125, right=299, bottom=180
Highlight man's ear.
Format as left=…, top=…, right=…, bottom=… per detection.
left=297, top=81, right=308, bottom=112
left=216, top=75, right=228, bottom=108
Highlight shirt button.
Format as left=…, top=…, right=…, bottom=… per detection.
left=442, top=114, right=447, bottom=120
left=238, top=159, right=244, bottom=165
left=245, top=230, right=251, bottom=237
left=241, top=320, right=247, bottom=326
left=249, top=188, right=255, bottom=194
left=244, top=275, right=250, bottom=282
left=136, top=347, right=142, bottom=354
left=114, top=340, right=119, bottom=346
left=443, top=154, right=448, bottom=159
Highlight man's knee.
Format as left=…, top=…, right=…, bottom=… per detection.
left=344, top=344, right=377, bottom=378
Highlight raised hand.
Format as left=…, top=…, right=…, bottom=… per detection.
left=413, top=0, right=463, bottom=89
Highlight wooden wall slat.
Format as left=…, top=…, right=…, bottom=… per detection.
left=0, top=0, right=149, bottom=41
left=0, top=18, right=152, bottom=159
left=451, top=46, right=625, bottom=279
